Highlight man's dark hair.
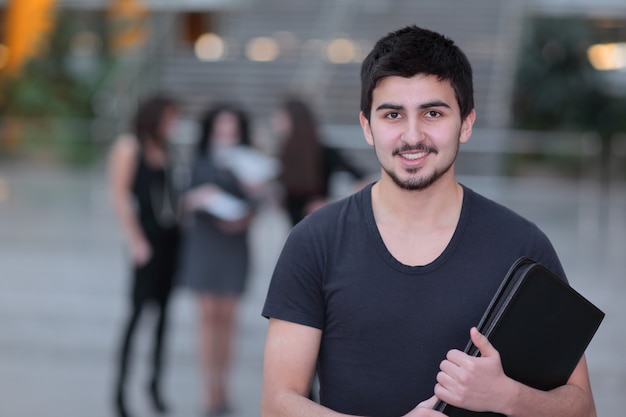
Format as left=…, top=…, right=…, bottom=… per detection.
left=360, top=25, right=474, bottom=121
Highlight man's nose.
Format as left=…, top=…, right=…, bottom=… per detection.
left=401, top=117, right=425, bottom=144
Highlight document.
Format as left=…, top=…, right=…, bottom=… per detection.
left=434, top=257, right=605, bottom=417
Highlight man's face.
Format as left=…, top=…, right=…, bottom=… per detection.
left=359, top=74, right=475, bottom=191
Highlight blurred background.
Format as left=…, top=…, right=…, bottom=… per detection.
left=0, top=0, right=625, bottom=416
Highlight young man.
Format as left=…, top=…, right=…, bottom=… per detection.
left=261, top=25, right=597, bottom=417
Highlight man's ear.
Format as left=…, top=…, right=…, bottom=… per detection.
left=359, top=112, right=374, bottom=147
left=459, top=109, right=476, bottom=144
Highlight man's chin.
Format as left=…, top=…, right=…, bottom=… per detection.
left=394, top=177, right=435, bottom=191
left=401, top=170, right=437, bottom=189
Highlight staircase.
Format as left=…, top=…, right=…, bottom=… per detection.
left=91, top=0, right=528, bottom=150
left=153, top=0, right=527, bottom=129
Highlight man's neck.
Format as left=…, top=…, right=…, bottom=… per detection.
left=369, top=175, right=464, bottom=266
left=372, top=175, right=463, bottom=230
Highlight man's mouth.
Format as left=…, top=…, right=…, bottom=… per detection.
left=401, top=151, right=429, bottom=160
left=393, top=144, right=437, bottom=160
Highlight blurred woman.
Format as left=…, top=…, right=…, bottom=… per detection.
left=273, top=96, right=367, bottom=226
left=108, top=95, right=180, bottom=417
left=177, top=103, right=263, bottom=417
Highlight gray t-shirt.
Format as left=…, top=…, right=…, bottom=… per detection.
left=263, top=183, right=565, bottom=417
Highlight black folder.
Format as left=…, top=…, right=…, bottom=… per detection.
left=434, top=257, right=605, bottom=417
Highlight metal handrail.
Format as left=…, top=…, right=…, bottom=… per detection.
left=90, top=12, right=177, bottom=142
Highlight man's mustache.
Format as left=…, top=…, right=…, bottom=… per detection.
left=392, top=144, right=438, bottom=156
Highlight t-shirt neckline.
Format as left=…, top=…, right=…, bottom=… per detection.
left=362, top=183, right=472, bottom=274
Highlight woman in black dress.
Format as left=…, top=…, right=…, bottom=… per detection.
left=109, top=95, right=180, bottom=417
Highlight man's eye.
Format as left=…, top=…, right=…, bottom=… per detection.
left=425, top=111, right=441, bottom=118
left=386, top=112, right=401, bottom=119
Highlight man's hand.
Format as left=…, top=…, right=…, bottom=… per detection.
left=403, top=396, right=445, bottom=417
left=434, top=327, right=517, bottom=414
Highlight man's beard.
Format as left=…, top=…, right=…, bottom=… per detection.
left=386, top=165, right=445, bottom=190
left=377, top=138, right=460, bottom=191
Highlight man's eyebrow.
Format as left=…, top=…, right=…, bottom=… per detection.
left=375, top=103, right=404, bottom=112
left=375, top=101, right=452, bottom=112
left=419, top=100, right=451, bottom=109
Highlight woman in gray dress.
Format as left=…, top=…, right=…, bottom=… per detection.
left=177, top=103, right=258, bottom=416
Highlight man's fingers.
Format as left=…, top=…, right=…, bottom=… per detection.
left=417, top=394, right=438, bottom=409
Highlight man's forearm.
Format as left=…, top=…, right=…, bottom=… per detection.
left=503, top=381, right=596, bottom=417
left=261, top=390, right=364, bottom=417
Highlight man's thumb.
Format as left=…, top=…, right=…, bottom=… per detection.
left=417, top=395, right=438, bottom=409
left=470, top=327, right=498, bottom=357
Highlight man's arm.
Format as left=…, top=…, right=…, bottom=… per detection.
left=262, top=318, right=453, bottom=417
left=262, top=319, right=351, bottom=417
left=504, top=354, right=597, bottom=417
left=435, top=327, right=597, bottom=417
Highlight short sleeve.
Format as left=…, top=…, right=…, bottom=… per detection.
left=262, top=221, right=326, bottom=329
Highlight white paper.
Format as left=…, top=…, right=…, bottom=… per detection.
left=215, top=146, right=280, bottom=185
left=202, top=190, right=250, bottom=221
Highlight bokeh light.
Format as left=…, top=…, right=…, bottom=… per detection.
left=195, top=32, right=226, bottom=61
left=587, top=42, right=626, bottom=71
left=326, top=37, right=356, bottom=64
left=245, top=36, right=279, bottom=62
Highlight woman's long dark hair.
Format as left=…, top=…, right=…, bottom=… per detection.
left=133, top=94, right=177, bottom=149
left=278, top=97, right=323, bottom=195
left=195, top=103, right=251, bottom=158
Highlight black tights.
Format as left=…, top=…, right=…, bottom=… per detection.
left=115, top=296, right=170, bottom=417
